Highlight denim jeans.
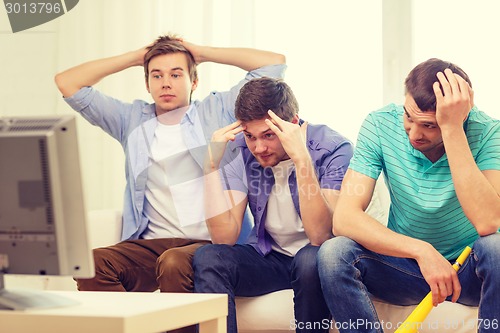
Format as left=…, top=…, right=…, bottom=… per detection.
left=317, top=234, right=500, bottom=333
left=193, top=243, right=330, bottom=333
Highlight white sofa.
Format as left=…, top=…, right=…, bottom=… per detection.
left=5, top=180, right=478, bottom=333
left=234, top=178, right=479, bottom=333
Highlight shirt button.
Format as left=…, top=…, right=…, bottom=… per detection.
left=257, top=207, right=262, bottom=211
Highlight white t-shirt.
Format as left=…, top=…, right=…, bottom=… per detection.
left=142, top=123, right=210, bottom=240
left=265, top=159, right=309, bottom=256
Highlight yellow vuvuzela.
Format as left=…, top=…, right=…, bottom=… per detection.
left=394, top=246, right=472, bottom=333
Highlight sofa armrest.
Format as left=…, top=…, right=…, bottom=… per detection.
left=87, top=210, right=122, bottom=249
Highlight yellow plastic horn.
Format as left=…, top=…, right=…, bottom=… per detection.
left=394, top=246, right=472, bottom=333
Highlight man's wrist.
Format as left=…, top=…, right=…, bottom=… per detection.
left=203, top=162, right=219, bottom=175
left=126, top=49, right=146, bottom=67
left=412, top=239, right=435, bottom=263
left=440, top=123, right=466, bottom=142
left=292, top=154, right=313, bottom=169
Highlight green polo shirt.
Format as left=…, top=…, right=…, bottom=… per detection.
left=350, top=104, right=500, bottom=259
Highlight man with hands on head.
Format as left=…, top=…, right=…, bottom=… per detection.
left=54, top=34, right=285, bottom=321
left=193, top=77, right=353, bottom=333
left=318, top=58, right=500, bottom=333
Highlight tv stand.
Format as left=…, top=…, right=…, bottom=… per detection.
left=0, top=274, right=79, bottom=310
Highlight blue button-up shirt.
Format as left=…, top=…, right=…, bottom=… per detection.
left=64, top=64, right=287, bottom=241
left=220, top=122, right=353, bottom=256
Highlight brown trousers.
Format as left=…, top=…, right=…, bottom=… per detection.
left=76, top=238, right=210, bottom=333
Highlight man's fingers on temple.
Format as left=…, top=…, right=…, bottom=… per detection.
left=267, top=109, right=284, bottom=123
left=231, top=126, right=245, bottom=135
left=223, top=121, right=242, bottom=131
left=264, top=118, right=281, bottom=134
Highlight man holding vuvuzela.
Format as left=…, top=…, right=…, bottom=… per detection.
left=318, top=58, right=500, bottom=333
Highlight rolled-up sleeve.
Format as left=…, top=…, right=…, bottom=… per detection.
left=63, top=86, right=145, bottom=143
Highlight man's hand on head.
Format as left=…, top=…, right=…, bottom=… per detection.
left=433, top=68, right=474, bottom=131
left=205, top=121, right=244, bottom=172
left=179, top=40, right=206, bottom=64
left=265, top=110, right=309, bottom=164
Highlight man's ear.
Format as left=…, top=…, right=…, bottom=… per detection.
left=291, top=114, right=300, bottom=124
left=145, top=78, right=150, bottom=93
left=191, top=79, right=198, bottom=92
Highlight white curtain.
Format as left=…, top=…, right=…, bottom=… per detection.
left=53, top=0, right=258, bottom=211
left=3, top=0, right=499, bottom=213
left=412, top=0, right=500, bottom=120
left=2, top=0, right=396, bottom=212
left=54, top=0, right=157, bottom=211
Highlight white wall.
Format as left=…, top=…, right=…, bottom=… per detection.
left=411, top=0, right=500, bottom=119
left=256, top=1, right=384, bottom=142
left=1, top=0, right=498, bottom=213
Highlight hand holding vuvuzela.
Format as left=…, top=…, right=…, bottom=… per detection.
left=394, top=246, right=472, bottom=333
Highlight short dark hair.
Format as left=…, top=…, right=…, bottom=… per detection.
left=143, top=35, right=198, bottom=83
left=235, top=77, right=299, bottom=122
left=404, top=58, right=472, bottom=111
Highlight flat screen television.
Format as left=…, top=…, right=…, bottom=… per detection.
left=0, top=115, right=94, bottom=310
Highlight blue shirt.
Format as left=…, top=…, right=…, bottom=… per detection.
left=349, top=104, right=500, bottom=259
left=64, top=64, right=287, bottom=241
left=220, top=122, right=353, bottom=256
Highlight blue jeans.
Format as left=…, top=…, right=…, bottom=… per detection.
left=193, top=244, right=330, bottom=333
left=317, top=234, right=500, bottom=333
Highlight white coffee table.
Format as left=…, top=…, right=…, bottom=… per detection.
left=0, top=291, right=227, bottom=333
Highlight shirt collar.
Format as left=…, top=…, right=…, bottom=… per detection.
left=182, top=104, right=197, bottom=125
left=144, top=103, right=196, bottom=123
left=143, top=103, right=156, bottom=115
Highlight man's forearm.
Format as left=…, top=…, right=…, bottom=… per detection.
left=295, top=159, right=334, bottom=245
left=333, top=169, right=430, bottom=260
left=335, top=204, right=433, bottom=261
left=203, top=168, right=242, bottom=244
left=442, top=127, right=500, bottom=235
left=54, top=49, right=144, bottom=97
left=197, top=47, right=285, bottom=72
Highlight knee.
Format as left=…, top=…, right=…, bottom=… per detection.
left=91, top=247, right=114, bottom=273
left=157, top=247, right=192, bottom=274
left=76, top=248, right=114, bottom=291
left=193, top=244, right=239, bottom=293
left=292, top=245, right=321, bottom=280
left=317, top=236, right=362, bottom=281
left=157, top=247, right=197, bottom=293
left=193, top=244, right=235, bottom=273
left=473, top=233, right=500, bottom=271
left=318, top=236, right=358, bottom=266
left=474, top=233, right=500, bottom=253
